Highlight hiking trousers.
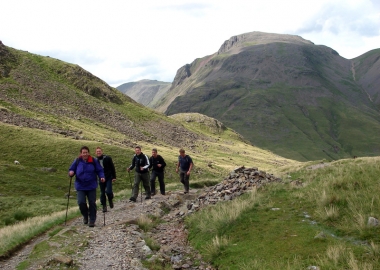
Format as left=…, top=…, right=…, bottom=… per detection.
left=150, top=171, right=165, bottom=195
left=99, top=179, right=114, bottom=206
left=77, top=189, right=97, bottom=223
left=179, top=170, right=190, bottom=192
left=132, top=172, right=151, bottom=199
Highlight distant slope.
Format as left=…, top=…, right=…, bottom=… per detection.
left=162, top=31, right=380, bottom=161
left=117, top=79, right=171, bottom=109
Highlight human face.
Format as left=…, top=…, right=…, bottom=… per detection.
left=95, top=148, right=103, bottom=157
left=179, top=151, right=185, bottom=157
left=135, top=147, right=141, bottom=155
left=81, top=149, right=90, bottom=161
left=152, top=151, right=157, bottom=158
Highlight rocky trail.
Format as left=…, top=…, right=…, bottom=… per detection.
left=0, top=166, right=280, bottom=269
left=0, top=190, right=214, bottom=270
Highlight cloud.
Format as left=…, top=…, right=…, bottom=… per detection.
left=1, top=0, right=379, bottom=84
left=296, top=0, right=379, bottom=37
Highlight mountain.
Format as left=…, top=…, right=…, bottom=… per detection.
left=0, top=40, right=295, bottom=230
left=161, top=31, right=380, bottom=161
left=117, top=79, right=171, bottom=108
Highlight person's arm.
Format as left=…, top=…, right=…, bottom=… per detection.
left=160, top=156, right=166, bottom=169
left=108, top=156, right=117, bottom=182
left=68, top=158, right=77, bottom=177
left=142, top=155, right=150, bottom=170
left=186, top=156, right=193, bottom=175
left=176, top=158, right=180, bottom=173
left=95, top=158, right=105, bottom=182
left=148, top=157, right=153, bottom=170
left=187, top=162, right=193, bottom=175
left=127, top=156, right=135, bottom=172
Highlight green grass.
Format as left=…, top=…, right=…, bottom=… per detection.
left=186, top=157, right=380, bottom=269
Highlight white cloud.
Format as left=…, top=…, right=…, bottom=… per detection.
left=0, top=0, right=379, bottom=86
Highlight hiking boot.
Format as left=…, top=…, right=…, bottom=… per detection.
left=89, top=221, right=95, bottom=227
left=145, top=196, right=151, bottom=200
left=102, top=205, right=107, bottom=213
left=109, top=199, right=114, bottom=209
left=83, top=216, right=88, bottom=224
left=129, top=197, right=136, bottom=202
left=151, top=191, right=156, bottom=196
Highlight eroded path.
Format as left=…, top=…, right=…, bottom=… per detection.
left=0, top=191, right=214, bottom=270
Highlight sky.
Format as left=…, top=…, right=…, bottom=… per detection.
left=1, top=0, right=379, bottom=87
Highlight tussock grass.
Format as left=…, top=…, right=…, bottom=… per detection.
left=202, top=235, right=229, bottom=261
left=187, top=157, right=380, bottom=269
left=137, top=215, right=153, bottom=232
left=144, top=236, right=160, bottom=251
left=186, top=188, right=259, bottom=234
left=137, top=214, right=162, bottom=232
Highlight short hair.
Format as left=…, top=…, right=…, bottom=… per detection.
left=135, top=146, right=141, bottom=150
left=179, top=148, right=185, bottom=153
left=152, top=148, right=157, bottom=152
left=80, top=146, right=90, bottom=153
left=96, top=146, right=102, bottom=151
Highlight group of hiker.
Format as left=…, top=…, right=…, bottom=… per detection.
left=68, top=146, right=193, bottom=227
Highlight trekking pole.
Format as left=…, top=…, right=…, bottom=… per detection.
left=64, top=177, right=72, bottom=226
left=128, top=172, right=133, bottom=190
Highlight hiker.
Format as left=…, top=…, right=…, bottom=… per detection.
left=127, top=146, right=151, bottom=202
left=149, top=148, right=166, bottom=195
left=176, top=148, right=193, bottom=194
left=68, top=146, right=105, bottom=227
left=95, top=146, right=116, bottom=213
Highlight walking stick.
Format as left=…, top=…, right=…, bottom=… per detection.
left=64, top=177, right=72, bottom=226
left=128, top=171, right=133, bottom=190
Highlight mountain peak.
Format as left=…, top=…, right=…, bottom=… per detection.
left=217, top=31, right=314, bottom=54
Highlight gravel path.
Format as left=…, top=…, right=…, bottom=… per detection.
left=0, top=191, right=214, bottom=270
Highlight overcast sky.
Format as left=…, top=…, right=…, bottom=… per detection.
left=1, top=0, right=379, bottom=87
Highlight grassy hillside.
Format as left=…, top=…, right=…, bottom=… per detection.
left=163, top=32, right=380, bottom=161
left=187, top=157, right=380, bottom=269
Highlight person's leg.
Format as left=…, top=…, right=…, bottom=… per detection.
left=131, top=173, right=140, bottom=200
left=77, top=190, right=88, bottom=224
left=142, top=173, right=151, bottom=199
left=150, top=171, right=156, bottom=195
left=157, top=171, right=165, bottom=195
left=179, top=171, right=186, bottom=191
left=87, top=189, right=97, bottom=226
left=184, top=174, right=190, bottom=193
left=105, top=179, right=114, bottom=208
left=99, top=180, right=107, bottom=212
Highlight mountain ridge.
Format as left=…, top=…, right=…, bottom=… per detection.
left=160, top=31, right=380, bottom=161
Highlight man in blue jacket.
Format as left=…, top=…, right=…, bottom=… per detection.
left=176, top=148, right=193, bottom=194
left=69, top=146, right=105, bottom=227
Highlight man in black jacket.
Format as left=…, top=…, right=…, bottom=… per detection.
left=127, top=146, right=151, bottom=202
left=95, top=147, right=117, bottom=212
left=149, top=148, right=166, bottom=195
